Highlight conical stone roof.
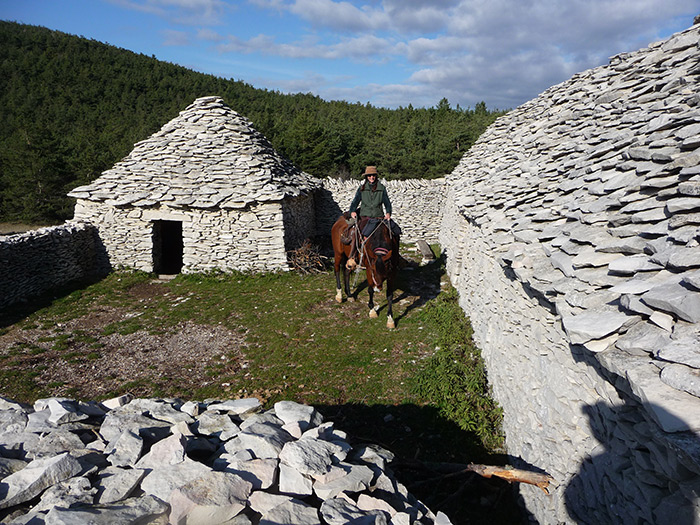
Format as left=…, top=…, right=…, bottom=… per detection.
left=69, top=96, right=320, bottom=209
left=445, top=22, right=700, bottom=430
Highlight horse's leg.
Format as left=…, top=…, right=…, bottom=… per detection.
left=333, top=245, right=344, bottom=302
left=386, top=281, right=395, bottom=329
left=334, top=266, right=343, bottom=303
left=344, top=258, right=354, bottom=302
left=368, top=285, right=378, bottom=318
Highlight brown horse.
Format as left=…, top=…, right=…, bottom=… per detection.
left=331, top=215, right=399, bottom=329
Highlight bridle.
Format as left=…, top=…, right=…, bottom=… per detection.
left=356, top=219, right=394, bottom=287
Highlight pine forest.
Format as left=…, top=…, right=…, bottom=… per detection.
left=0, top=21, right=506, bottom=224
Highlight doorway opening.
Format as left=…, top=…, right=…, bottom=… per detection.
left=152, top=220, right=183, bottom=275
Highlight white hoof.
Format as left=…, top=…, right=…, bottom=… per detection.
left=347, top=296, right=355, bottom=302
left=387, top=316, right=395, bottom=329
left=369, top=309, right=378, bottom=319
left=335, top=289, right=342, bottom=303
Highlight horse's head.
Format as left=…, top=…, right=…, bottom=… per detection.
left=366, top=223, right=398, bottom=292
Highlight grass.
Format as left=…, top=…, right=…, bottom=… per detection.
left=0, top=248, right=517, bottom=523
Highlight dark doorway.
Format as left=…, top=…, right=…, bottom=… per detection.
left=152, top=220, right=183, bottom=274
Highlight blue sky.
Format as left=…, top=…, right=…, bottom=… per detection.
left=1, top=0, right=698, bottom=110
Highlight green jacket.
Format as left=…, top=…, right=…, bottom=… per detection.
left=349, top=180, right=392, bottom=218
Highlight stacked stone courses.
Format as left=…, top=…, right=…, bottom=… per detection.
left=67, top=96, right=321, bottom=274
left=317, top=177, right=445, bottom=244
left=441, top=22, right=700, bottom=523
left=0, top=223, right=108, bottom=310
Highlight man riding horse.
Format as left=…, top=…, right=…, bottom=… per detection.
left=346, top=165, right=393, bottom=270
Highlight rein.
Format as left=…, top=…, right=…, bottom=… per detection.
left=353, top=219, right=393, bottom=286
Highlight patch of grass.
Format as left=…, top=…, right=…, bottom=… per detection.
left=0, top=370, right=46, bottom=400
left=0, top=253, right=513, bottom=523
left=102, top=318, right=144, bottom=336
left=51, top=334, right=72, bottom=352
left=412, top=287, right=504, bottom=451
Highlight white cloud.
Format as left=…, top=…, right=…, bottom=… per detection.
left=187, top=0, right=700, bottom=107
left=108, top=0, right=230, bottom=25
left=219, top=33, right=396, bottom=60
left=197, top=28, right=224, bottom=42
left=162, top=29, right=190, bottom=45
left=288, top=0, right=387, bottom=32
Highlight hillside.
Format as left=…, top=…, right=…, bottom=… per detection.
left=0, top=21, right=505, bottom=224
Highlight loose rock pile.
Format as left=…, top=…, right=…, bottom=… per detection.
left=0, top=395, right=449, bottom=524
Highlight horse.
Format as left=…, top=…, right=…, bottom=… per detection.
left=331, top=215, right=399, bottom=329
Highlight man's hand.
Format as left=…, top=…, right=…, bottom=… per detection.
left=385, top=213, right=391, bottom=220
left=351, top=211, right=357, bottom=219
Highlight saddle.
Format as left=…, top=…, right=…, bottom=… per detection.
left=340, top=212, right=357, bottom=245
left=341, top=226, right=353, bottom=245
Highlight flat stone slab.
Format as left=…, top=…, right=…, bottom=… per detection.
left=169, top=470, right=252, bottom=525
left=642, top=282, right=700, bottom=323
left=279, top=438, right=346, bottom=477
left=43, top=494, right=169, bottom=524
left=660, top=364, right=700, bottom=398
left=561, top=311, right=631, bottom=344
left=626, top=363, right=700, bottom=433
left=0, top=452, right=82, bottom=509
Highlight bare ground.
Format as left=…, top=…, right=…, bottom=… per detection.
left=0, top=281, right=249, bottom=401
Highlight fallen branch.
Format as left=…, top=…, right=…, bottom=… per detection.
left=464, top=464, right=554, bottom=495
left=395, top=460, right=554, bottom=495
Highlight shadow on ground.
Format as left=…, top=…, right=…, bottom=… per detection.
left=318, top=402, right=523, bottom=525
left=0, top=275, right=106, bottom=330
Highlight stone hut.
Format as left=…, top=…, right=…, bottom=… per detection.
left=441, top=22, right=700, bottom=523
left=68, top=96, right=320, bottom=274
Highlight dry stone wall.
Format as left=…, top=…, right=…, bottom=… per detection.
left=442, top=22, right=700, bottom=524
left=316, top=178, right=445, bottom=243
left=0, top=179, right=444, bottom=310
left=0, top=223, right=108, bottom=310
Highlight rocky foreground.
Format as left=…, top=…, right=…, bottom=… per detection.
left=0, top=395, right=451, bottom=524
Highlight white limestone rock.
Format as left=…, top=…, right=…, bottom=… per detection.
left=279, top=438, right=346, bottom=477
left=0, top=452, right=82, bottom=509
left=274, top=401, right=323, bottom=431
left=194, top=411, right=240, bottom=441
left=660, top=363, right=700, bottom=398
left=236, top=422, right=293, bottom=459
left=321, top=496, right=389, bottom=524
left=206, top=398, right=261, bottom=416
left=168, top=470, right=252, bottom=525
left=642, top=281, right=700, bottom=323
left=105, top=429, right=143, bottom=467
left=139, top=457, right=212, bottom=502
left=258, top=498, right=321, bottom=525
left=278, top=462, right=314, bottom=497
left=561, top=311, right=631, bottom=344
left=135, top=432, right=187, bottom=469
left=43, top=494, right=169, bottom=524
left=248, top=491, right=294, bottom=514
left=313, top=463, right=375, bottom=500
left=95, top=466, right=147, bottom=504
